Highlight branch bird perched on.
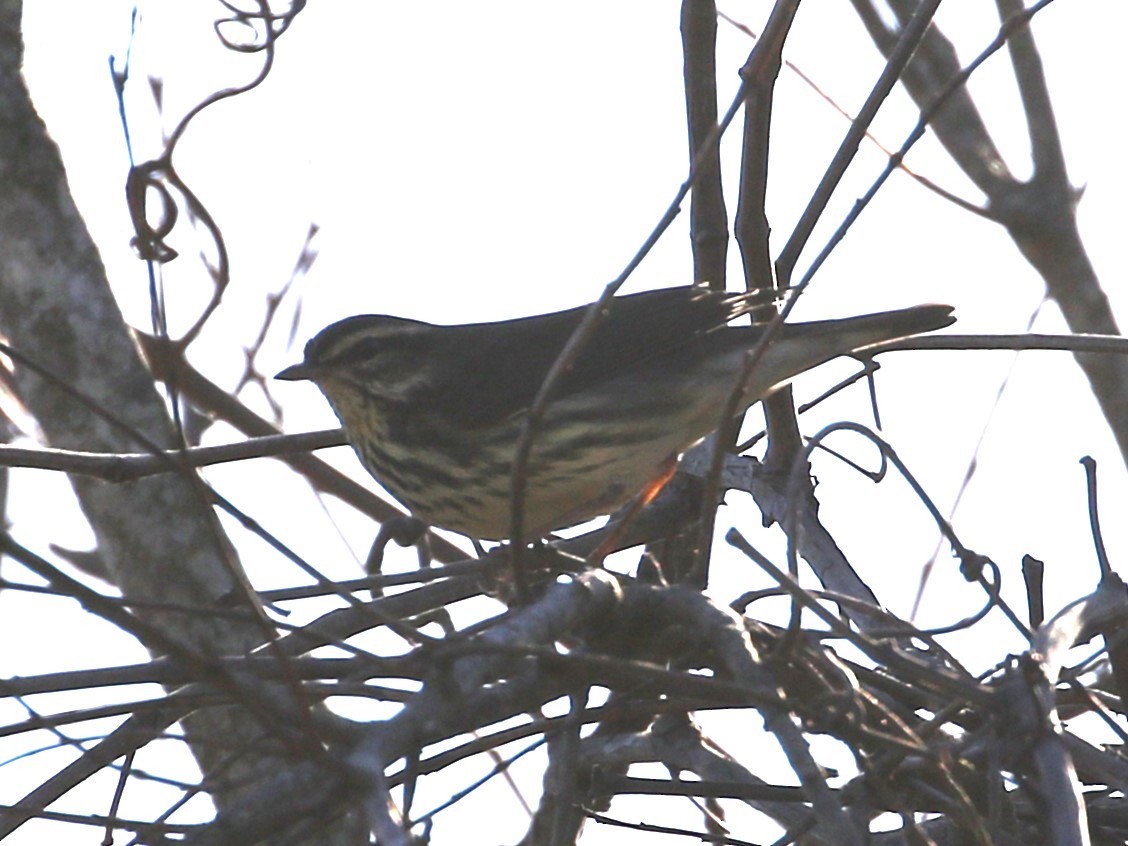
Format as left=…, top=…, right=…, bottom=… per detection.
left=277, top=286, right=954, bottom=540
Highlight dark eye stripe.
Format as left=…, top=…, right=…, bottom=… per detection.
left=306, top=316, right=431, bottom=366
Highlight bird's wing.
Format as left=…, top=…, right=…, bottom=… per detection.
left=427, top=286, right=773, bottom=430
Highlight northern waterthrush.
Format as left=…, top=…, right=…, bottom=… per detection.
left=277, top=286, right=953, bottom=540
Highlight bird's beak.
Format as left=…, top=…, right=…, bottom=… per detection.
left=275, top=362, right=318, bottom=382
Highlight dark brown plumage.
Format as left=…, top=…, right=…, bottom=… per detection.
left=278, top=286, right=954, bottom=539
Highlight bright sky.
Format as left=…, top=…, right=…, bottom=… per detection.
left=7, top=1, right=1128, bottom=843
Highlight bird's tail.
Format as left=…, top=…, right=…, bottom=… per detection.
left=781, top=303, right=955, bottom=352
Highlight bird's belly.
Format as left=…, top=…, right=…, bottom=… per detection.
left=519, top=449, right=660, bottom=537
left=357, top=378, right=735, bottom=540
left=442, top=390, right=731, bottom=539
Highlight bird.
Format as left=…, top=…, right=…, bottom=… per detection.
left=276, top=286, right=954, bottom=541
